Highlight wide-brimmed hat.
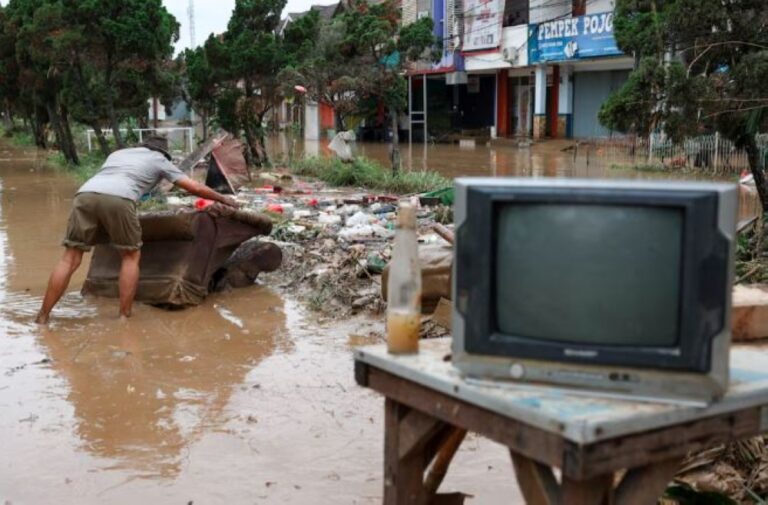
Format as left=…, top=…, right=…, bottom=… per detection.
left=140, top=135, right=172, bottom=161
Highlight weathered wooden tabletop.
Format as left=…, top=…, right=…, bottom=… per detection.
left=354, top=338, right=768, bottom=445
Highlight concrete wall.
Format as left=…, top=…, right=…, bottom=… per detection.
left=304, top=102, right=320, bottom=140
left=529, top=0, right=570, bottom=24
left=586, top=0, right=615, bottom=14
left=465, top=25, right=528, bottom=71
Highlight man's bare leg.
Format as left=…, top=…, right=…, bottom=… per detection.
left=36, top=247, right=84, bottom=324
left=118, top=249, right=141, bottom=318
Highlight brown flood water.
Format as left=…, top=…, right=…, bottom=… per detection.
left=0, top=144, right=523, bottom=504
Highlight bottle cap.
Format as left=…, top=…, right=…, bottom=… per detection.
left=397, top=203, right=417, bottom=229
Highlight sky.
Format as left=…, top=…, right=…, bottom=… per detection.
left=164, top=0, right=338, bottom=53
left=0, top=0, right=336, bottom=53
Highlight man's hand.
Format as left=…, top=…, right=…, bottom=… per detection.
left=219, top=195, right=240, bottom=208
left=175, top=177, right=241, bottom=209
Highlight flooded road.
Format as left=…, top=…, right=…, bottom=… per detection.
left=0, top=144, right=523, bottom=503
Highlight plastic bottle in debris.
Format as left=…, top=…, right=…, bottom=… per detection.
left=386, top=203, right=421, bottom=354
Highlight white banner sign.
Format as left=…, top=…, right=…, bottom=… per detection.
left=462, top=0, right=502, bottom=52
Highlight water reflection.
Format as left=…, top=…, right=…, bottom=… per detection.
left=0, top=152, right=290, bottom=479
left=267, top=136, right=648, bottom=179
left=38, top=290, right=287, bottom=478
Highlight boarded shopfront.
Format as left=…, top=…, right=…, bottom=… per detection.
left=572, top=69, right=630, bottom=138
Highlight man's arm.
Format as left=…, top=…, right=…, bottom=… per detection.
left=174, top=176, right=240, bottom=208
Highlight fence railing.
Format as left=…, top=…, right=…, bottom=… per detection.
left=85, top=127, right=195, bottom=155
left=578, top=133, right=768, bottom=174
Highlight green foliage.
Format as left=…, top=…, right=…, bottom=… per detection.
left=0, top=0, right=180, bottom=162
left=191, top=0, right=291, bottom=166
left=48, top=150, right=105, bottom=182
left=291, top=156, right=449, bottom=194
left=2, top=124, right=35, bottom=146
left=664, top=484, right=738, bottom=505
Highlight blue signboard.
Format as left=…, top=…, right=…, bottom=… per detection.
left=528, top=11, right=623, bottom=64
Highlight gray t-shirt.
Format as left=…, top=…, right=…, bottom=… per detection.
left=78, top=147, right=187, bottom=201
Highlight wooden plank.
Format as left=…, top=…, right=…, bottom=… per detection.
left=367, top=367, right=566, bottom=468
left=399, top=408, right=445, bottom=460
left=613, top=457, right=682, bottom=505
left=177, top=133, right=227, bottom=173
left=384, top=399, right=428, bottom=504
left=425, top=429, right=467, bottom=495
left=510, top=450, right=560, bottom=505
left=560, top=474, right=613, bottom=505
left=567, top=408, right=761, bottom=479
left=431, top=298, right=452, bottom=331
left=732, top=284, right=768, bottom=341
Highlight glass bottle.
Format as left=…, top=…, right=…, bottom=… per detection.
left=387, top=203, right=421, bottom=354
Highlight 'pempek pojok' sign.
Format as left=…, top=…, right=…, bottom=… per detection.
left=528, top=12, right=623, bottom=63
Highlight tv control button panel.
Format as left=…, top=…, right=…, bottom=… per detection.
left=509, top=363, right=525, bottom=379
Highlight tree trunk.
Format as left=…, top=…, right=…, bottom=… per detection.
left=389, top=105, right=400, bottom=174
left=2, top=100, right=12, bottom=130
left=46, top=101, right=79, bottom=165
left=61, top=105, right=80, bottom=165
left=32, top=106, right=48, bottom=149
left=90, top=123, right=111, bottom=158
left=107, top=96, right=124, bottom=149
left=105, top=58, right=124, bottom=149
left=746, top=135, right=768, bottom=212
left=202, top=110, right=209, bottom=141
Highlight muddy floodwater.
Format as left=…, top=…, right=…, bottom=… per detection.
left=0, top=143, right=524, bottom=504
left=0, top=138, right=754, bottom=504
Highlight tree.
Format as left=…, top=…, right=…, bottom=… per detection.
left=340, top=0, right=439, bottom=172
left=182, top=45, right=217, bottom=140
left=280, top=14, right=366, bottom=131
left=205, top=0, right=289, bottom=167
left=65, top=0, right=179, bottom=149
left=0, top=0, right=179, bottom=160
left=0, top=5, right=20, bottom=131
left=601, top=0, right=768, bottom=208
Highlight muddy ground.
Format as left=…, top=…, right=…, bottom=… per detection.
left=0, top=137, right=758, bottom=504
left=0, top=145, right=523, bottom=504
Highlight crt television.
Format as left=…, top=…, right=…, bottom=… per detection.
left=452, top=178, right=738, bottom=404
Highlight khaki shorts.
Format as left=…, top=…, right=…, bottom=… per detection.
left=63, top=192, right=142, bottom=251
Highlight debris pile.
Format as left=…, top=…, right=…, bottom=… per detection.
left=228, top=172, right=455, bottom=318
left=669, top=437, right=768, bottom=503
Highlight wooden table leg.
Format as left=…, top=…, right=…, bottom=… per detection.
left=560, top=474, right=614, bottom=505
left=612, top=457, right=682, bottom=505
left=511, top=449, right=682, bottom=505
left=383, top=399, right=469, bottom=504
left=385, top=398, right=431, bottom=504
left=510, top=450, right=560, bottom=505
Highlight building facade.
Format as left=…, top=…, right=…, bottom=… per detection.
left=406, top=0, right=633, bottom=140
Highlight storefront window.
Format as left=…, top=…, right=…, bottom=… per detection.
left=503, top=0, right=529, bottom=27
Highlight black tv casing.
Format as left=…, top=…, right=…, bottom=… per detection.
left=451, top=178, right=738, bottom=404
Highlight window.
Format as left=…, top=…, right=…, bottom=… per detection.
left=503, top=0, right=529, bottom=27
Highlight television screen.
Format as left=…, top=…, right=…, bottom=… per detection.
left=495, top=203, right=683, bottom=347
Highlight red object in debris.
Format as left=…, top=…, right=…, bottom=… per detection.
left=266, top=204, right=284, bottom=214
left=273, top=185, right=284, bottom=194
left=195, top=198, right=215, bottom=210
left=307, top=198, right=319, bottom=207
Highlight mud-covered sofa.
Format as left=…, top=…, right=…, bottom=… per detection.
left=81, top=209, right=276, bottom=307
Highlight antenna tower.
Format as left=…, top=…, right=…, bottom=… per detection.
left=188, top=0, right=197, bottom=47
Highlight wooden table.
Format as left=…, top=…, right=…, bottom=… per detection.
left=354, top=338, right=768, bottom=505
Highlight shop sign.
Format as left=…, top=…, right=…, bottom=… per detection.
left=462, top=0, right=502, bottom=52
left=528, top=11, right=623, bottom=63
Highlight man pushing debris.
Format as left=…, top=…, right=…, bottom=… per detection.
left=36, top=136, right=239, bottom=324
